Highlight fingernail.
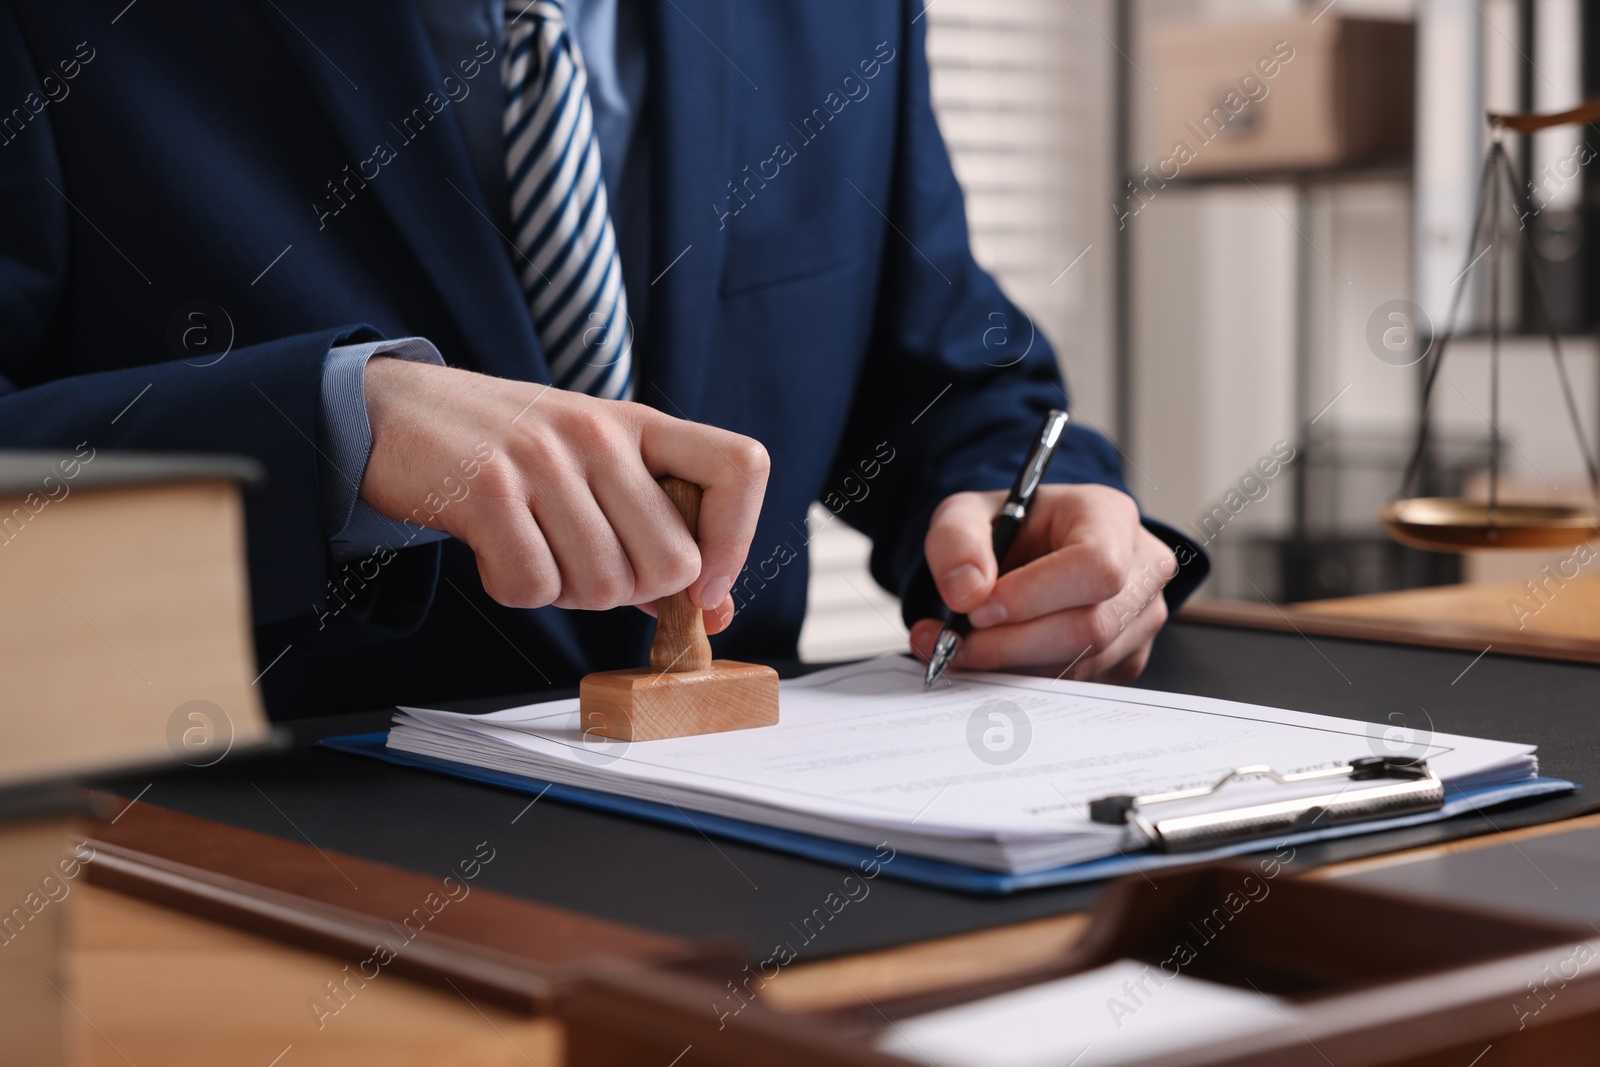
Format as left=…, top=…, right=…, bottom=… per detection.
left=969, top=600, right=1007, bottom=628
left=700, top=575, right=731, bottom=608
left=942, top=564, right=985, bottom=605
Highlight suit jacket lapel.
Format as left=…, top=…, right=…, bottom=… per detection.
left=640, top=0, right=735, bottom=422
left=254, top=0, right=546, bottom=382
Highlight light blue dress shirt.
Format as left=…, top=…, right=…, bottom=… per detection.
left=320, top=0, right=647, bottom=561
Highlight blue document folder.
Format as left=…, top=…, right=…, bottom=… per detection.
left=322, top=731, right=1576, bottom=895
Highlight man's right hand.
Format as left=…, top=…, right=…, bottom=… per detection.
left=360, top=358, right=770, bottom=631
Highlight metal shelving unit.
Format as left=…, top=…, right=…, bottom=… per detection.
left=1110, top=4, right=1461, bottom=601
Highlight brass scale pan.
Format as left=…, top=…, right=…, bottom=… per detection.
left=1381, top=498, right=1598, bottom=551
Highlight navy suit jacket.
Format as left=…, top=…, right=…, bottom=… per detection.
left=0, top=0, right=1205, bottom=716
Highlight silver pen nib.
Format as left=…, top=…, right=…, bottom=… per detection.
left=923, top=630, right=962, bottom=690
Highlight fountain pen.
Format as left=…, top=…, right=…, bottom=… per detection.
left=922, top=409, right=1070, bottom=689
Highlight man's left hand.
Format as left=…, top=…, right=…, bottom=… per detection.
left=908, top=485, right=1177, bottom=684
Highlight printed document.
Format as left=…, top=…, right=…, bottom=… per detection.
left=387, top=656, right=1536, bottom=872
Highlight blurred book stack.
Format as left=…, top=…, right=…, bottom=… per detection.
left=0, top=452, right=270, bottom=1064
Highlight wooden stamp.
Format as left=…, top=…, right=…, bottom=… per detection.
left=578, top=477, right=780, bottom=742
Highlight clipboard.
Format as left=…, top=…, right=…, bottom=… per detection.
left=320, top=732, right=1574, bottom=895
left=1088, top=755, right=1444, bottom=852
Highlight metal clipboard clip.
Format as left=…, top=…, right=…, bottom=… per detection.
left=1088, top=756, right=1444, bottom=853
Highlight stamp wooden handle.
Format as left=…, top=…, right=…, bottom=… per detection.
left=650, top=477, right=713, bottom=673
left=580, top=475, right=778, bottom=740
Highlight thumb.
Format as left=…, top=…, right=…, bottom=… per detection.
left=703, top=593, right=735, bottom=635
left=924, top=491, right=1000, bottom=614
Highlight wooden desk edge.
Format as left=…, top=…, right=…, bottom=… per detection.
left=79, top=794, right=695, bottom=1014
left=767, top=809, right=1600, bottom=1013
left=1178, top=598, right=1600, bottom=665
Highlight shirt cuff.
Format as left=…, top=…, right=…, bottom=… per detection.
left=319, top=337, right=452, bottom=563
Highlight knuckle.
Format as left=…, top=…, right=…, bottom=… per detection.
left=565, top=407, right=615, bottom=450
left=634, top=554, right=697, bottom=603
left=482, top=564, right=559, bottom=610
left=611, top=399, right=649, bottom=426
left=1080, top=543, right=1128, bottom=601
left=1082, top=484, right=1142, bottom=529
left=470, top=461, right=518, bottom=504
left=1081, top=605, right=1120, bottom=649
left=1119, top=648, right=1153, bottom=682
left=579, top=564, right=635, bottom=611
left=729, top=437, right=771, bottom=479
left=926, top=494, right=983, bottom=560
left=1153, top=544, right=1179, bottom=584
left=513, top=425, right=564, bottom=471
left=1097, top=482, right=1134, bottom=507
left=663, top=542, right=702, bottom=592
left=522, top=576, right=562, bottom=610
left=1085, top=482, right=1133, bottom=509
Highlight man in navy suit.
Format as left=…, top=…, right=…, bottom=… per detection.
left=0, top=0, right=1204, bottom=716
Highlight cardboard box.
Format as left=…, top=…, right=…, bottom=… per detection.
left=1148, top=14, right=1414, bottom=178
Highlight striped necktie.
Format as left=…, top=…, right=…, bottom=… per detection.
left=503, top=0, right=633, bottom=400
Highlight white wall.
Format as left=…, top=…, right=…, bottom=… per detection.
left=1131, top=185, right=1300, bottom=548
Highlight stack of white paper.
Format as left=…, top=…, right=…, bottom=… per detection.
left=385, top=656, right=1538, bottom=874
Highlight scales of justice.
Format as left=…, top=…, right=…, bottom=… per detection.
left=1381, top=100, right=1600, bottom=551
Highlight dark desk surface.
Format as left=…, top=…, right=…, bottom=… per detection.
left=1344, top=824, right=1600, bottom=929
left=99, top=622, right=1600, bottom=960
